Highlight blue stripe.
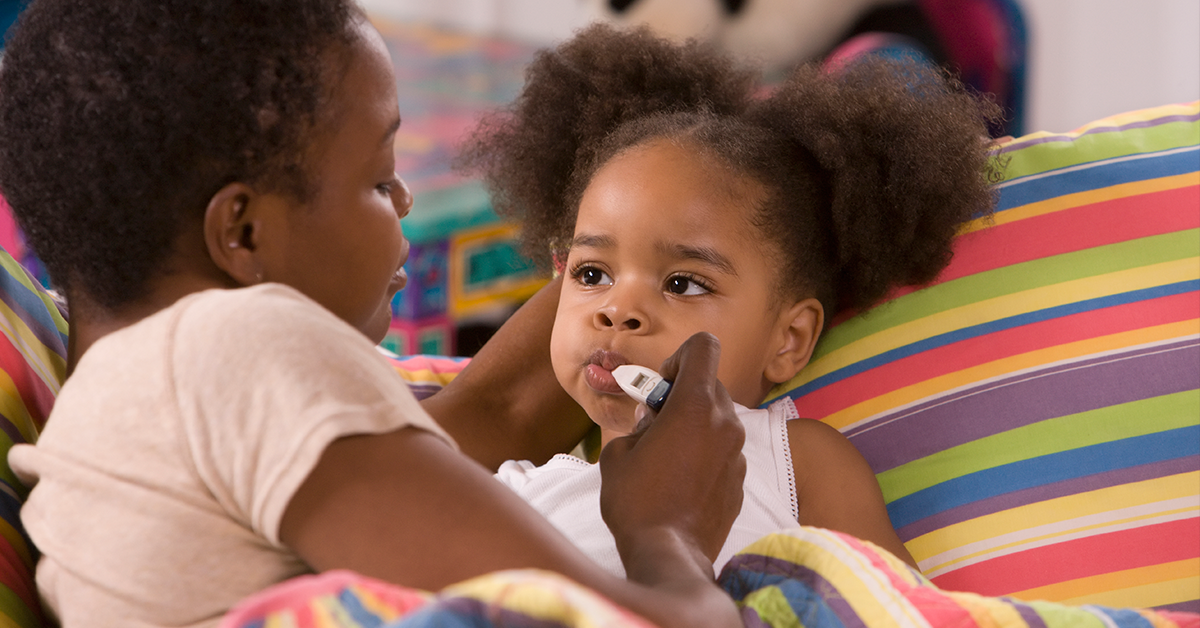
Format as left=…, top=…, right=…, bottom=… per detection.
left=721, top=567, right=848, bottom=628
left=781, top=280, right=1199, bottom=402
left=1089, top=606, right=1159, bottom=628
left=997, top=147, right=1199, bottom=212
left=886, top=424, right=1200, bottom=529
left=0, top=260, right=68, bottom=354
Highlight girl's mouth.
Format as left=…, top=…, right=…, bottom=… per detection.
left=583, top=349, right=627, bottom=395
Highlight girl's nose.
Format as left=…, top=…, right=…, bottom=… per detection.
left=593, top=290, right=649, bottom=333
left=392, top=173, right=413, bottom=219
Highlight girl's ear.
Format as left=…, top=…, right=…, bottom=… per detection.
left=204, top=182, right=265, bottom=286
left=764, top=298, right=825, bottom=384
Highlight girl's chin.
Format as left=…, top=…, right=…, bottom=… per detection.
left=582, top=396, right=639, bottom=435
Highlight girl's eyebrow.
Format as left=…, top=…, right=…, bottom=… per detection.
left=659, top=242, right=738, bottom=277
left=570, top=233, right=615, bottom=249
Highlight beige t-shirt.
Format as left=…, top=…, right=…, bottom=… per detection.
left=9, top=284, right=453, bottom=628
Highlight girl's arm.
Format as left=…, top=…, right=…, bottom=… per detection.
left=788, top=419, right=918, bottom=568
left=281, top=333, right=746, bottom=628
left=420, top=276, right=593, bottom=471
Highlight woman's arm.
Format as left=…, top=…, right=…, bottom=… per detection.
left=788, top=419, right=918, bottom=568
left=420, top=276, right=593, bottom=470
left=281, top=333, right=746, bottom=628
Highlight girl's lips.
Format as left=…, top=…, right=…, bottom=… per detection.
left=584, top=363, right=625, bottom=395
left=583, top=349, right=629, bottom=395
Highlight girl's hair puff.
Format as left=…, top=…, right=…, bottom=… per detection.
left=748, top=60, right=1003, bottom=311
left=0, top=0, right=359, bottom=308
left=467, top=24, right=1002, bottom=316
left=456, top=23, right=757, bottom=261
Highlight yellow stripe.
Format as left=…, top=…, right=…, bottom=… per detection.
left=957, top=593, right=1027, bottom=628
left=961, top=172, right=1200, bottom=235
left=391, top=367, right=460, bottom=387
left=1009, top=103, right=1198, bottom=140
left=0, top=298, right=66, bottom=397
left=823, top=318, right=1199, bottom=430
left=1062, top=576, right=1200, bottom=611
left=0, top=367, right=38, bottom=445
left=0, top=612, right=23, bottom=628
left=0, top=253, right=68, bottom=335
left=0, top=514, right=32, bottom=570
left=908, top=472, right=1199, bottom=566
left=1008, top=559, right=1199, bottom=605
left=801, top=256, right=1199, bottom=390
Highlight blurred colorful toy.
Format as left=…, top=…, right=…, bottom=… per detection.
left=585, top=0, right=1027, bottom=136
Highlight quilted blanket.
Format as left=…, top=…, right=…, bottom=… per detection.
left=220, top=527, right=1200, bottom=628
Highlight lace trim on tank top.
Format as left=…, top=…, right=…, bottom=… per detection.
left=775, top=399, right=801, bottom=520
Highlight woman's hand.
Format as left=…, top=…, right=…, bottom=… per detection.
left=599, top=332, right=746, bottom=583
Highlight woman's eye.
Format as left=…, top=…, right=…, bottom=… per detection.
left=575, top=266, right=612, bottom=286
left=666, top=275, right=709, bottom=296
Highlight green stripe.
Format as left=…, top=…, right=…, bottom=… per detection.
left=1001, top=118, right=1200, bottom=181
left=878, top=389, right=1200, bottom=502
left=1028, top=600, right=1110, bottom=628
left=811, top=228, right=1199, bottom=361
left=0, top=583, right=41, bottom=628
left=737, top=585, right=804, bottom=627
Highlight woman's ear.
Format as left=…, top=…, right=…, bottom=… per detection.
left=764, top=298, right=825, bottom=384
left=203, top=182, right=265, bottom=286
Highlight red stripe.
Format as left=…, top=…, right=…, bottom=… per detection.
left=929, top=517, right=1200, bottom=597
left=796, top=292, right=1199, bottom=419
left=0, top=542, right=38, bottom=617
left=945, top=185, right=1198, bottom=284
left=0, top=332, right=56, bottom=430
left=828, top=184, right=1199, bottom=327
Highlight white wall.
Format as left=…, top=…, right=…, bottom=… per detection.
left=360, top=0, right=1200, bottom=134
left=1021, top=0, right=1200, bottom=133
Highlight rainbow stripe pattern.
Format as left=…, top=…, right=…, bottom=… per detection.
left=0, top=248, right=66, bottom=628
left=724, top=527, right=1199, bottom=628
left=384, top=353, right=469, bottom=401
left=219, top=527, right=1198, bottom=628
left=220, top=568, right=655, bottom=628
left=765, top=101, right=1200, bottom=611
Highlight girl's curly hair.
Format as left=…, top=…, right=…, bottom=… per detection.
left=0, top=0, right=359, bottom=308
left=458, top=23, right=1002, bottom=315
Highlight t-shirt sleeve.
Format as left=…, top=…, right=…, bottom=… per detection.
left=167, top=285, right=454, bottom=545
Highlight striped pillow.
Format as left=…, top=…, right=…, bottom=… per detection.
left=0, top=248, right=67, bottom=628
left=764, top=102, right=1200, bottom=611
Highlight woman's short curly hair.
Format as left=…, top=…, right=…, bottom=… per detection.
left=458, top=24, right=1003, bottom=315
left=0, top=0, right=359, bottom=308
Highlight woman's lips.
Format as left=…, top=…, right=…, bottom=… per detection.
left=389, top=266, right=408, bottom=292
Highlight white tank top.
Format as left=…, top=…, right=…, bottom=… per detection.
left=495, top=398, right=801, bottom=577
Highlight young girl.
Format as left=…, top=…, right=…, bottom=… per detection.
left=0, top=2, right=749, bottom=627
left=461, top=24, right=1000, bottom=575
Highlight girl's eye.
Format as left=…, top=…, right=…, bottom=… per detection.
left=573, top=265, right=612, bottom=286
left=665, top=275, right=710, bottom=296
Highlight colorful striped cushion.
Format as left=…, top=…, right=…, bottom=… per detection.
left=0, top=248, right=67, bottom=628
left=764, top=101, right=1200, bottom=611
left=218, top=526, right=1198, bottom=628
left=383, top=353, right=469, bottom=401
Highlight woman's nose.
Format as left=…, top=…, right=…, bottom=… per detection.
left=392, top=173, right=413, bottom=220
